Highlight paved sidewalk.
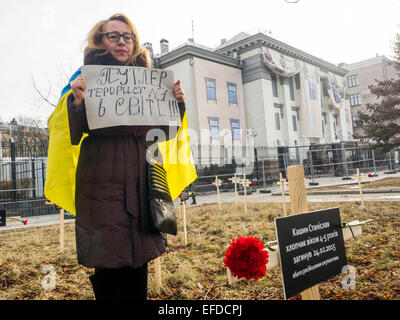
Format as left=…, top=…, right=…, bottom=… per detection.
left=1, top=170, right=398, bottom=232
left=0, top=212, right=75, bottom=232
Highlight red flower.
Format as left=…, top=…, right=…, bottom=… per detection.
left=250, top=181, right=254, bottom=186
left=223, top=236, right=269, bottom=280
left=23, top=219, right=28, bottom=225
left=368, top=173, right=372, bottom=178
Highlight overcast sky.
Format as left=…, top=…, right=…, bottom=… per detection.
left=0, top=0, right=399, bottom=124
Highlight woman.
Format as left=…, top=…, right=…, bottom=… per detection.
left=67, top=13, right=185, bottom=300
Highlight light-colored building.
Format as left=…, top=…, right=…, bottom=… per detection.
left=341, top=55, right=398, bottom=136
left=148, top=32, right=353, bottom=164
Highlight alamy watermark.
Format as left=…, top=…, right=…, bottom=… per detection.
left=145, top=127, right=257, bottom=174
left=41, top=265, right=56, bottom=291
left=341, top=265, right=356, bottom=290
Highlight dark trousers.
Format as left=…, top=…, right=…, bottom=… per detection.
left=89, top=264, right=148, bottom=300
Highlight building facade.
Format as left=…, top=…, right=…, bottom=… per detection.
left=340, top=55, right=398, bottom=136
left=149, top=32, right=353, bottom=164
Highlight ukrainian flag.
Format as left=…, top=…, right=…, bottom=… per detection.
left=44, top=69, right=197, bottom=215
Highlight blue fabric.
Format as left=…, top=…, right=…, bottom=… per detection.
left=59, top=68, right=82, bottom=100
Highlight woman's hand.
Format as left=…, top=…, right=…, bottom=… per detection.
left=70, top=75, right=86, bottom=107
left=173, top=80, right=185, bottom=103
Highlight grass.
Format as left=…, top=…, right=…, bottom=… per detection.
left=311, top=177, right=400, bottom=191
left=0, top=201, right=400, bottom=300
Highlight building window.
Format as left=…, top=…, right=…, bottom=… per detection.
left=345, top=109, right=350, bottom=123
left=292, top=115, right=297, bottom=132
left=352, top=115, right=360, bottom=128
left=347, top=74, right=359, bottom=88
left=205, top=78, right=216, bottom=101
left=295, top=73, right=301, bottom=89
left=322, top=113, right=327, bottom=138
left=292, top=106, right=300, bottom=120
left=208, top=118, right=219, bottom=140
left=288, top=77, right=295, bottom=101
left=349, top=93, right=362, bottom=107
left=309, top=80, right=318, bottom=100
left=230, top=119, right=240, bottom=140
left=274, top=103, right=284, bottom=119
left=271, top=73, right=279, bottom=97
left=322, top=79, right=329, bottom=97
left=275, top=112, right=281, bottom=130
left=333, top=121, right=337, bottom=139
left=227, top=83, right=238, bottom=104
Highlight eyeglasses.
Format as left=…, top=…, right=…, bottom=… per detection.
left=103, top=32, right=135, bottom=43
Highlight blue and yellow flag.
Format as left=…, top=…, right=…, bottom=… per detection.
left=44, top=69, right=197, bottom=215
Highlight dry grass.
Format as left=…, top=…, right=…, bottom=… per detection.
left=362, top=177, right=400, bottom=189
left=1, top=201, right=400, bottom=300
left=311, top=177, right=400, bottom=191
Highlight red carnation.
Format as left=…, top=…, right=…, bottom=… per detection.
left=23, top=219, right=28, bottom=225
left=368, top=173, right=372, bottom=178
left=223, top=236, right=269, bottom=280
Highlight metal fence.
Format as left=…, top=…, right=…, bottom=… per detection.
left=0, top=137, right=399, bottom=218
left=190, top=142, right=400, bottom=194
left=0, top=139, right=57, bottom=218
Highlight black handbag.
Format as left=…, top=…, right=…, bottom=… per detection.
left=147, top=159, right=177, bottom=235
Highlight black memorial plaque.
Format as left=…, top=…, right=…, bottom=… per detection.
left=275, top=207, right=347, bottom=299
left=0, top=209, right=6, bottom=227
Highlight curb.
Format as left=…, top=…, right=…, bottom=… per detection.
left=271, top=188, right=400, bottom=196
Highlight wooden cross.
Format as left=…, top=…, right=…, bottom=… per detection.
left=211, top=176, right=223, bottom=210
left=228, top=174, right=240, bottom=205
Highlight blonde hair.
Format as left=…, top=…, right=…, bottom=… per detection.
left=85, top=13, right=152, bottom=67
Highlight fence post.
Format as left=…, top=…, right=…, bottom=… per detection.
left=308, top=149, right=319, bottom=186
left=10, top=140, right=17, bottom=201
left=31, top=158, right=36, bottom=199
left=259, top=159, right=271, bottom=194
left=42, top=159, right=46, bottom=196
left=262, top=159, right=266, bottom=190
left=254, top=147, right=259, bottom=182
left=371, top=150, right=378, bottom=177
left=283, top=152, right=288, bottom=179
left=384, top=151, right=397, bottom=174
left=341, top=144, right=351, bottom=180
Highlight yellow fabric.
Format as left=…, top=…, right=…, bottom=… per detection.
left=44, top=90, right=86, bottom=215
left=158, top=111, right=198, bottom=200
left=44, top=90, right=197, bottom=214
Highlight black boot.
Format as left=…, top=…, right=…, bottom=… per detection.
left=89, top=274, right=110, bottom=300
left=89, top=269, right=119, bottom=300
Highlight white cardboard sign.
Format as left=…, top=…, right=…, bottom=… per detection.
left=81, top=65, right=181, bottom=130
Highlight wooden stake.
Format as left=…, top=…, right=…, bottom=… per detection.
left=60, top=208, right=64, bottom=253
left=234, top=173, right=238, bottom=206
left=183, top=200, right=188, bottom=246
left=216, top=176, right=222, bottom=210
left=178, top=197, right=182, bottom=221
left=287, top=165, right=320, bottom=300
left=6, top=216, right=21, bottom=222
left=279, top=172, right=287, bottom=216
left=243, top=174, right=248, bottom=215
left=357, top=168, right=365, bottom=209
left=154, top=257, right=162, bottom=289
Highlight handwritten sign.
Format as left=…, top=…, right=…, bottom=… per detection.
left=274, top=208, right=347, bottom=299
left=81, top=65, right=181, bottom=130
